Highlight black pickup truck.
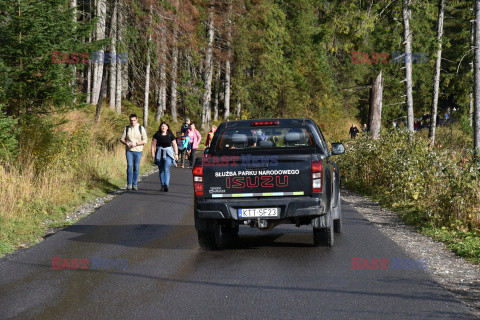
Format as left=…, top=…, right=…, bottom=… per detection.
left=192, top=118, right=345, bottom=249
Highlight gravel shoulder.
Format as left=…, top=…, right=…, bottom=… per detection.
left=341, top=188, right=480, bottom=319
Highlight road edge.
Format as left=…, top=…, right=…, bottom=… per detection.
left=341, top=187, right=480, bottom=319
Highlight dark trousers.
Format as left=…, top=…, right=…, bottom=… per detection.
left=189, top=148, right=197, bottom=167
left=178, top=148, right=186, bottom=167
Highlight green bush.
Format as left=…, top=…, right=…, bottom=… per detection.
left=0, top=106, right=18, bottom=162
left=338, top=130, right=480, bottom=233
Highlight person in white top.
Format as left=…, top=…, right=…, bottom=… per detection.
left=120, top=114, right=147, bottom=190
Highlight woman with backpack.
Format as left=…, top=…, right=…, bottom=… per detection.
left=151, top=122, right=178, bottom=192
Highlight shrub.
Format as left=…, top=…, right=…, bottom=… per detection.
left=338, top=130, right=480, bottom=233
left=0, top=106, right=18, bottom=163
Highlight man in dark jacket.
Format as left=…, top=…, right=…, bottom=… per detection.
left=181, top=117, right=191, bottom=136
left=349, top=124, right=359, bottom=139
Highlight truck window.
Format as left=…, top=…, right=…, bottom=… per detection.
left=214, top=127, right=314, bottom=151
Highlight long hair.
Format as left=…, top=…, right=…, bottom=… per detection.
left=158, top=122, right=173, bottom=135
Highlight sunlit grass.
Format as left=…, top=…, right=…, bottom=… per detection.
left=0, top=108, right=154, bottom=257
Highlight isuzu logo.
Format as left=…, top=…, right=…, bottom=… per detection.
left=226, top=176, right=289, bottom=188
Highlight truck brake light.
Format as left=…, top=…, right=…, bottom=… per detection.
left=250, top=121, right=279, bottom=126
left=192, top=164, right=204, bottom=196
left=311, top=161, right=322, bottom=193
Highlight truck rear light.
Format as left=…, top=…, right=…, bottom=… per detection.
left=250, top=120, right=279, bottom=126
left=311, top=161, right=322, bottom=193
left=192, top=164, right=204, bottom=196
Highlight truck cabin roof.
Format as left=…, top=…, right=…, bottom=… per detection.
left=217, top=118, right=314, bottom=130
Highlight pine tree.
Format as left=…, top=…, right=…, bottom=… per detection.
left=0, top=0, right=95, bottom=116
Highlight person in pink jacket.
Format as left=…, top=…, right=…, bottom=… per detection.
left=187, top=123, right=202, bottom=168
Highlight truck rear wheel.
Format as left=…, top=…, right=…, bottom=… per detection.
left=198, top=225, right=221, bottom=250
left=333, top=192, right=342, bottom=233
left=313, top=223, right=334, bottom=247
left=221, top=224, right=239, bottom=236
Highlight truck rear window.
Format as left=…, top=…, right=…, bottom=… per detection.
left=214, top=127, right=313, bottom=151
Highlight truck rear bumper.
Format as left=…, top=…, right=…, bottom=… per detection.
left=195, top=196, right=324, bottom=220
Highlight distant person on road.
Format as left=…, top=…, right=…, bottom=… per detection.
left=120, top=114, right=147, bottom=191
left=187, top=123, right=202, bottom=168
left=181, top=117, right=191, bottom=137
left=176, top=131, right=187, bottom=168
left=349, top=124, right=359, bottom=139
left=152, top=122, right=178, bottom=192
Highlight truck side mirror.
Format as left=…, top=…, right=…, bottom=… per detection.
left=331, top=143, right=345, bottom=155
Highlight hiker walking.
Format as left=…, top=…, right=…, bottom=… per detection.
left=187, top=123, right=202, bottom=168
left=349, top=124, right=359, bottom=139
left=151, top=122, right=178, bottom=192
left=120, top=114, right=147, bottom=190
left=176, top=131, right=187, bottom=168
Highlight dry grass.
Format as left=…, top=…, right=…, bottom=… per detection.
left=0, top=108, right=153, bottom=255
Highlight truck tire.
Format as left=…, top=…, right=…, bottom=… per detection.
left=313, top=219, right=334, bottom=247
left=221, top=224, right=239, bottom=236
left=333, top=191, right=342, bottom=233
left=198, top=224, right=221, bottom=250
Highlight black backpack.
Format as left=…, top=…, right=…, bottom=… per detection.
left=126, top=125, right=145, bottom=138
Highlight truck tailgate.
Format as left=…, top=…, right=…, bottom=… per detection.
left=202, top=153, right=312, bottom=199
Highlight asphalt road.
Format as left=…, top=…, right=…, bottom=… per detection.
left=0, top=167, right=476, bottom=320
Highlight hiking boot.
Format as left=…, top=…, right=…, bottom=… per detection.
left=127, top=184, right=132, bottom=190
left=133, top=185, right=138, bottom=190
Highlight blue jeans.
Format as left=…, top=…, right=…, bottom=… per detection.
left=158, top=155, right=173, bottom=187
left=126, top=150, right=142, bottom=186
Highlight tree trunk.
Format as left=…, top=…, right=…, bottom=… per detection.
left=402, top=0, right=414, bottom=134
left=109, top=0, right=118, bottom=111
left=85, top=6, right=92, bottom=104
left=86, top=61, right=92, bottom=104
left=170, top=29, right=179, bottom=123
left=214, top=63, right=220, bottom=121
left=143, top=4, right=152, bottom=128
left=429, top=0, right=445, bottom=145
left=92, top=0, right=107, bottom=104
left=155, top=83, right=162, bottom=120
left=474, top=0, right=480, bottom=162
left=115, top=1, right=122, bottom=113
left=144, top=52, right=151, bottom=128
left=202, top=0, right=215, bottom=130
left=156, top=25, right=167, bottom=123
left=128, top=58, right=134, bottom=101
left=70, top=0, right=77, bottom=104
left=224, top=0, right=232, bottom=120
left=368, top=72, right=383, bottom=140
left=95, top=64, right=108, bottom=122
left=471, top=20, right=475, bottom=128
left=236, top=100, right=241, bottom=118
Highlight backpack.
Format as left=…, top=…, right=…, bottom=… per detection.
left=126, top=125, right=145, bottom=138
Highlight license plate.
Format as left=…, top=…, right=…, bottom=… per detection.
left=238, top=208, right=278, bottom=218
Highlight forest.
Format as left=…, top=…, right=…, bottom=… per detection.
left=0, top=0, right=479, bottom=260
left=0, top=1, right=477, bottom=136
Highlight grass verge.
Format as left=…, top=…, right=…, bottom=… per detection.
left=0, top=107, right=155, bottom=258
